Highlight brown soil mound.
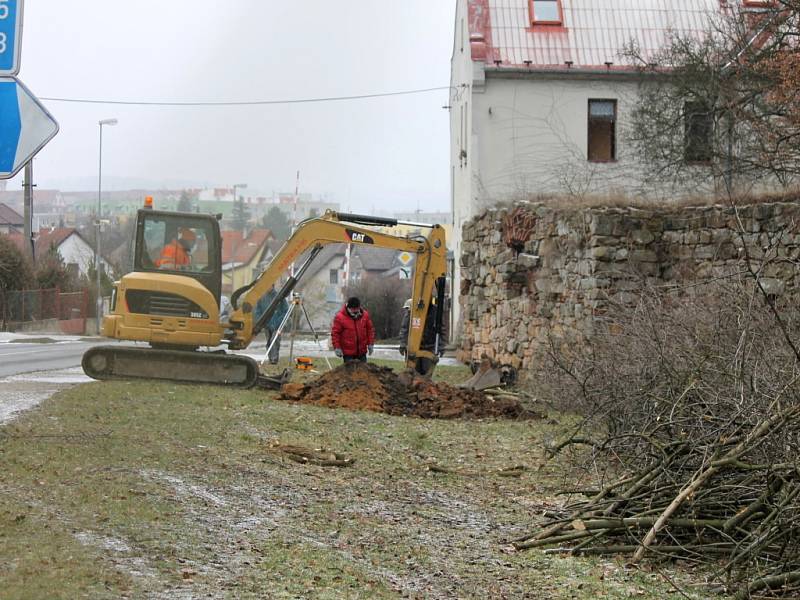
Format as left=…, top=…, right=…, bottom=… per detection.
left=280, top=362, right=532, bottom=420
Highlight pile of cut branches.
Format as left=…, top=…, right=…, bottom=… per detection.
left=527, top=275, right=800, bottom=598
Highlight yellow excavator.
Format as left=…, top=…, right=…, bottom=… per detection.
left=81, top=204, right=448, bottom=388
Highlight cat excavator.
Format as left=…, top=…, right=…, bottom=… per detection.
left=81, top=204, right=449, bottom=388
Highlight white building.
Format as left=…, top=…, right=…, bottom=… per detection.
left=32, top=228, right=113, bottom=278
left=449, top=0, right=733, bottom=326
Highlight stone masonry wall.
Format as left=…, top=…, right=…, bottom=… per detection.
left=458, top=200, right=800, bottom=370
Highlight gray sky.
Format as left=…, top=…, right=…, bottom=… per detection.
left=9, top=1, right=456, bottom=213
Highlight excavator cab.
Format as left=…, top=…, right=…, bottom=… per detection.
left=98, top=209, right=225, bottom=345
left=134, top=209, right=221, bottom=303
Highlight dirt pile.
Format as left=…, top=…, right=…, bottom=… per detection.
left=280, top=362, right=532, bottom=420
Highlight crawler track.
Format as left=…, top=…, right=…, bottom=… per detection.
left=82, top=346, right=260, bottom=388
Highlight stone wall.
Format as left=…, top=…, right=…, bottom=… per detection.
left=458, top=200, right=800, bottom=369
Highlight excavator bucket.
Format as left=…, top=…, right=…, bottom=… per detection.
left=256, top=368, right=292, bottom=390
left=458, top=356, right=512, bottom=391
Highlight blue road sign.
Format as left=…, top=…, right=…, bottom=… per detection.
left=0, top=0, right=23, bottom=75
left=0, top=77, right=58, bottom=179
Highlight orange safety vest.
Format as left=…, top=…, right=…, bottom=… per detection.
left=155, top=239, right=190, bottom=269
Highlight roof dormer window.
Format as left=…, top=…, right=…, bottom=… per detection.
left=530, top=0, right=563, bottom=25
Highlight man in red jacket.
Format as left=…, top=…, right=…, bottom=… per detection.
left=331, top=297, right=375, bottom=363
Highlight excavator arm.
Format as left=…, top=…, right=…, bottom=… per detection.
left=227, top=211, right=448, bottom=371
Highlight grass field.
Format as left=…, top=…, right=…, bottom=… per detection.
left=0, top=361, right=707, bottom=599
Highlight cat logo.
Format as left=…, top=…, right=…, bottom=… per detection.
left=346, top=229, right=374, bottom=244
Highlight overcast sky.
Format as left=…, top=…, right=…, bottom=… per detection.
left=8, top=1, right=456, bottom=213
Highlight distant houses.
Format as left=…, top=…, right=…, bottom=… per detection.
left=221, top=228, right=276, bottom=295
left=0, top=203, right=23, bottom=234
left=7, top=227, right=113, bottom=278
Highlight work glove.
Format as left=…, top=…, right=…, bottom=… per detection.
left=399, top=346, right=406, bottom=356
left=334, top=348, right=343, bottom=358
left=367, top=345, right=374, bottom=355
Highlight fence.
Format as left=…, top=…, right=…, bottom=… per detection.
left=0, top=287, right=89, bottom=334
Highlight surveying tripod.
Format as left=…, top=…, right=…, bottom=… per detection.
left=263, top=293, right=332, bottom=371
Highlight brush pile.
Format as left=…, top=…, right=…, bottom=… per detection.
left=523, top=280, right=800, bottom=598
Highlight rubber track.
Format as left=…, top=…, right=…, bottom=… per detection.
left=82, top=345, right=260, bottom=388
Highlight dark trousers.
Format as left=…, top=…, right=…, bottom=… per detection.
left=265, top=327, right=281, bottom=364
left=343, top=354, right=367, bottom=363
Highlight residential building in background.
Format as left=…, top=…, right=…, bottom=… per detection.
left=295, top=244, right=418, bottom=331
left=0, top=203, right=23, bottom=234
left=450, top=0, right=723, bottom=325
left=8, top=227, right=113, bottom=278
left=221, top=228, right=275, bottom=294
left=273, top=193, right=339, bottom=223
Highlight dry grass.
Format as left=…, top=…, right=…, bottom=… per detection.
left=0, top=361, right=708, bottom=599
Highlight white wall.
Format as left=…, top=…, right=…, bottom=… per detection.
left=57, top=234, right=112, bottom=278
left=450, top=0, right=476, bottom=335
left=296, top=256, right=344, bottom=332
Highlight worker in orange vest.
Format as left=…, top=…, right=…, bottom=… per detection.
left=156, top=228, right=196, bottom=270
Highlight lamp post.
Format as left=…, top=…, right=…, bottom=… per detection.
left=96, top=118, right=118, bottom=334
left=231, top=183, right=247, bottom=289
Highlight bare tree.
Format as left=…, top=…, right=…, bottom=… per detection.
left=625, top=1, right=800, bottom=194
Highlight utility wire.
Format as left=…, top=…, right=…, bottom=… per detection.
left=39, top=85, right=453, bottom=107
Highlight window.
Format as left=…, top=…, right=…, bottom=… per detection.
left=587, top=99, right=617, bottom=162
left=329, top=269, right=339, bottom=284
left=530, top=0, right=562, bottom=24
left=136, top=213, right=216, bottom=274
left=684, top=102, right=713, bottom=163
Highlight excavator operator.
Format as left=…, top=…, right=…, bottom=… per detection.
left=155, top=227, right=196, bottom=270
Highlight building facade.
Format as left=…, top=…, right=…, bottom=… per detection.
left=450, top=0, right=731, bottom=326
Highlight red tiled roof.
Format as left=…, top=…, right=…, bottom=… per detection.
left=35, top=228, right=80, bottom=255
left=6, top=228, right=79, bottom=255
left=469, top=0, right=725, bottom=69
left=0, top=202, right=23, bottom=225
left=221, top=228, right=273, bottom=265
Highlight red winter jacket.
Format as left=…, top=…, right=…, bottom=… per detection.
left=331, top=305, right=375, bottom=357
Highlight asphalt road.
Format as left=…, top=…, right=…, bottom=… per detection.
left=0, top=337, right=455, bottom=380
left=0, top=340, right=104, bottom=378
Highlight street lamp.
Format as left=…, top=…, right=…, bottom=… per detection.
left=96, top=118, right=118, bottom=334
left=231, top=183, right=247, bottom=289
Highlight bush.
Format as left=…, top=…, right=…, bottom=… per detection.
left=0, top=234, right=33, bottom=291
left=531, top=274, right=800, bottom=594
left=35, top=245, right=80, bottom=292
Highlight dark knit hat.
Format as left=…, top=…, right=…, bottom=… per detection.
left=346, top=297, right=360, bottom=309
